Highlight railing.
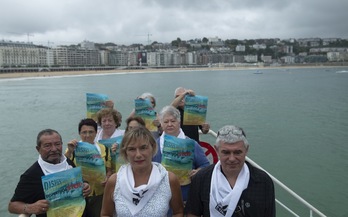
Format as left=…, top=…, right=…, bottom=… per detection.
left=204, top=129, right=327, bottom=217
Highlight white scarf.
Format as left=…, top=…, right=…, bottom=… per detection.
left=38, top=155, right=72, bottom=176
left=209, top=161, right=250, bottom=217
left=118, top=162, right=164, bottom=216
left=159, top=128, right=186, bottom=154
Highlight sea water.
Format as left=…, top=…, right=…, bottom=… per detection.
left=1, top=67, right=347, bottom=217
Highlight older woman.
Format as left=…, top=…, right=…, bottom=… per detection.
left=101, top=127, right=184, bottom=217
left=153, top=105, right=210, bottom=203
left=95, top=108, right=125, bottom=142
left=65, top=118, right=112, bottom=217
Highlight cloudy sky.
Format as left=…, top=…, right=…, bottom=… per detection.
left=1, top=0, right=347, bottom=46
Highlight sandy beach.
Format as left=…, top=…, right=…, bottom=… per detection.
left=0, top=64, right=346, bottom=79
left=0, top=68, right=147, bottom=79
left=0, top=67, right=239, bottom=79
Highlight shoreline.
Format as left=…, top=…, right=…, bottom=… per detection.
left=0, top=65, right=347, bottom=79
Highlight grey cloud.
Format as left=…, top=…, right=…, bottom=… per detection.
left=0, top=0, right=347, bottom=45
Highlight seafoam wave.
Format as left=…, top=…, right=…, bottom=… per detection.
left=336, top=70, right=348, bottom=73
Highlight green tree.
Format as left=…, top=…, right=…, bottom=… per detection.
left=171, top=38, right=181, bottom=47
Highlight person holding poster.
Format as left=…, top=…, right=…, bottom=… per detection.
left=86, top=93, right=109, bottom=122
left=86, top=93, right=116, bottom=122
left=129, top=92, right=162, bottom=139
left=95, top=108, right=125, bottom=142
left=186, top=125, right=275, bottom=217
left=41, top=167, right=86, bottom=217
left=171, top=87, right=210, bottom=143
left=101, top=127, right=184, bottom=217
left=153, top=105, right=210, bottom=203
left=8, top=129, right=90, bottom=217
left=65, top=118, right=112, bottom=217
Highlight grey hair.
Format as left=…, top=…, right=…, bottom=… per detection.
left=159, top=105, right=181, bottom=123
left=174, top=87, right=185, bottom=97
left=36, top=129, right=62, bottom=147
left=139, top=92, right=154, bottom=99
left=215, top=125, right=249, bottom=148
left=139, top=92, right=156, bottom=107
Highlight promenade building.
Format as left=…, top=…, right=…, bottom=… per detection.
left=0, top=41, right=47, bottom=67
left=128, top=51, right=138, bottom=66
left=99, top=50, right=109, bottom=65
left=261, top=54, right=272, bottom=63
left=327, top=52, right=348, bottom=62
left=147, top=52, right=157, bottom=66
left=108, top=51, right=127, bottom=66
left=53, top=45, right=100, bottom=66
left=244, top=55, right=258, bottom=63
left=186, top=52, right=197, bottom=65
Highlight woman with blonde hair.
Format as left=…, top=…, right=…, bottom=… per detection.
left=101, top=127, right=184, bottom=217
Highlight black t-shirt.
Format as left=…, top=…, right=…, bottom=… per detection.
left=11, top=159, right=75, bottom=217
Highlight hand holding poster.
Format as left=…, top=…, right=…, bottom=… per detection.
left=75, top=142, right=106, bottom=196
left=98, top=136, right=125, bottom=173
left=86, top=93, right=108, bottom=121
left=183, top=95, right=208, bottom=125
left=134, top=98, right=157, bottom=131
left=162, top=134, right=194, bottom=185
left=41, top=167, right=86, bottom=217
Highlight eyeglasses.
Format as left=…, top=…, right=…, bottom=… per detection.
left=80, top=130, right=96, bottom=136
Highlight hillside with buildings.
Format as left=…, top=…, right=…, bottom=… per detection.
left=1, top=37, right=348, bottom=72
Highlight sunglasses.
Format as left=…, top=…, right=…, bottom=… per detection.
left=217, top=127, right=246, bottom=138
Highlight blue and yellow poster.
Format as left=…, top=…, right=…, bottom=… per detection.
left=162, top=134, right=194, bottom=185
left=98, top=136, right=125, bottom=172
left=134, top=98, right=157, bottom=131
left=41, top=167, right=85, bottom=217
left=75, top=142, right=106, bottom=195
left=86, top=93, right=108, bottom=121
left=183, top=95, right=208, bottom=125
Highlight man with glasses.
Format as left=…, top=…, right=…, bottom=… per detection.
left=8, top=129, right=91, bottom=217
left=171, top=87, right=210, bottom=143
left=186, top=125, right=275, bottom=217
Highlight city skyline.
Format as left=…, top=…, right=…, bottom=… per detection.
left=1, top=0, right=348, bottom=46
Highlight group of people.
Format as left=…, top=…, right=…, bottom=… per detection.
left=8, top=87, right=275, bottom=217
